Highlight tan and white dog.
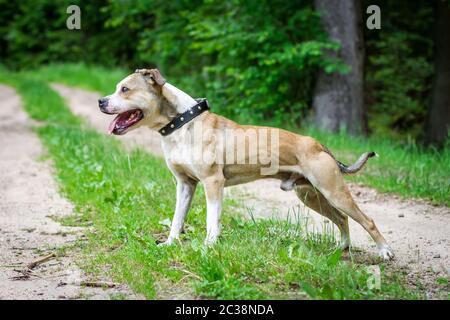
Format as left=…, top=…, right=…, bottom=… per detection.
left=98, top=68, right=394, bottom=260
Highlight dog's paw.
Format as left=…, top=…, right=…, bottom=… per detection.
left=158, top=238, right=176, bottom=247
left=378, top=246, right=395, bottom=261
left=204, top=235, right=219, bottom=246
left=205, top=229, right=220, bottom=245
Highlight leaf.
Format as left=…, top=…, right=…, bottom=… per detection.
left=301, top=282, right=318, bottom=299
left=327, top=249, right=342, bottom=267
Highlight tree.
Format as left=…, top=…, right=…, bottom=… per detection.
left=313, top=0, right=366, bottom=134
left=425, top=0, right=450, bottom=146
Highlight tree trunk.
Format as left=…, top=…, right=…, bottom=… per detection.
left=425, top=0, right=450, bottom=147
left=313, top=0, right=366, bottom=135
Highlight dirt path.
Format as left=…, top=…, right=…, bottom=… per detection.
left=52, top=84, right=449, bottom=297
left=0, top=85, right=140, bottom=299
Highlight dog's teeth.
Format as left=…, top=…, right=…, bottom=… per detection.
left=128, top=112, right=137, bottom=121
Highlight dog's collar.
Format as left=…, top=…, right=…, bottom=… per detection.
left=158, top=98, right=209, bottom=136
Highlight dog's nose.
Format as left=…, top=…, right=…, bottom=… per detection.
left=98, top=98, right=108, bottom=111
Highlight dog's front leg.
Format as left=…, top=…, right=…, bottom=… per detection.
left=203, top=175, right=225, bottom=244
left=161, top=178, right=197, bottom=245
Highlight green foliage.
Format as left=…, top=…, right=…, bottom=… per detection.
left=0, top=0, right=147, bottom=69
left=364, top=0, right=434, bottom=140
left=106, top=0, right=346, bottom=126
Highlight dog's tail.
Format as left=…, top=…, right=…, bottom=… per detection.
left=323, top=146, right=377, bottom=175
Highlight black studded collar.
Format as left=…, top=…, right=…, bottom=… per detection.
left=158, top=98, right=209, bottom=136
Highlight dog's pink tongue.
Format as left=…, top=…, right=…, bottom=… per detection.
left=108, top=115, right=120, bottom=134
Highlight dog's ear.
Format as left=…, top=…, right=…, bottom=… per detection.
left=135, top=68, right=166, bottom=87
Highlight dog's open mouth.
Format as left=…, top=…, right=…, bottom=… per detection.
left=108, top=109, right=144, bottom=135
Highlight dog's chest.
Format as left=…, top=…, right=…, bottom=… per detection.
left=163, top=142, right=194, bottom=165
left=161, top=132, right=201, bottom=174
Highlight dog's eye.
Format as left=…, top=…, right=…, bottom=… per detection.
left=121, top=86, right=130, bottom=93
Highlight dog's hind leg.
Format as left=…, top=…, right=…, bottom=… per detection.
left=303, top=152, right=394, bottom=260
left=294, top=181, right=350, bottom=250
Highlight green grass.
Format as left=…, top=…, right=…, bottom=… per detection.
left=28, top=63, right=127, bottom=95
left=0, top=67, right=421, bottom=299
left=27, top=63, right=450, bottom=206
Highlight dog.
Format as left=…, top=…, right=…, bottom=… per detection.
left=98, top=68, right=394, bottom=261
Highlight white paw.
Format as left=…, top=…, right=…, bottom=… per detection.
left=379, top=246, right=395, bottom=261
left=204, top=238, right=217, bottom=245
left=205, top=228, right=220, bottom=245
left=158, top=238, right=176, bottom=247
left=204, top=234, right=219, bottom=245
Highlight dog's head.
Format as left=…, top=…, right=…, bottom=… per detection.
left=99, top=68, right=168, bottom=135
